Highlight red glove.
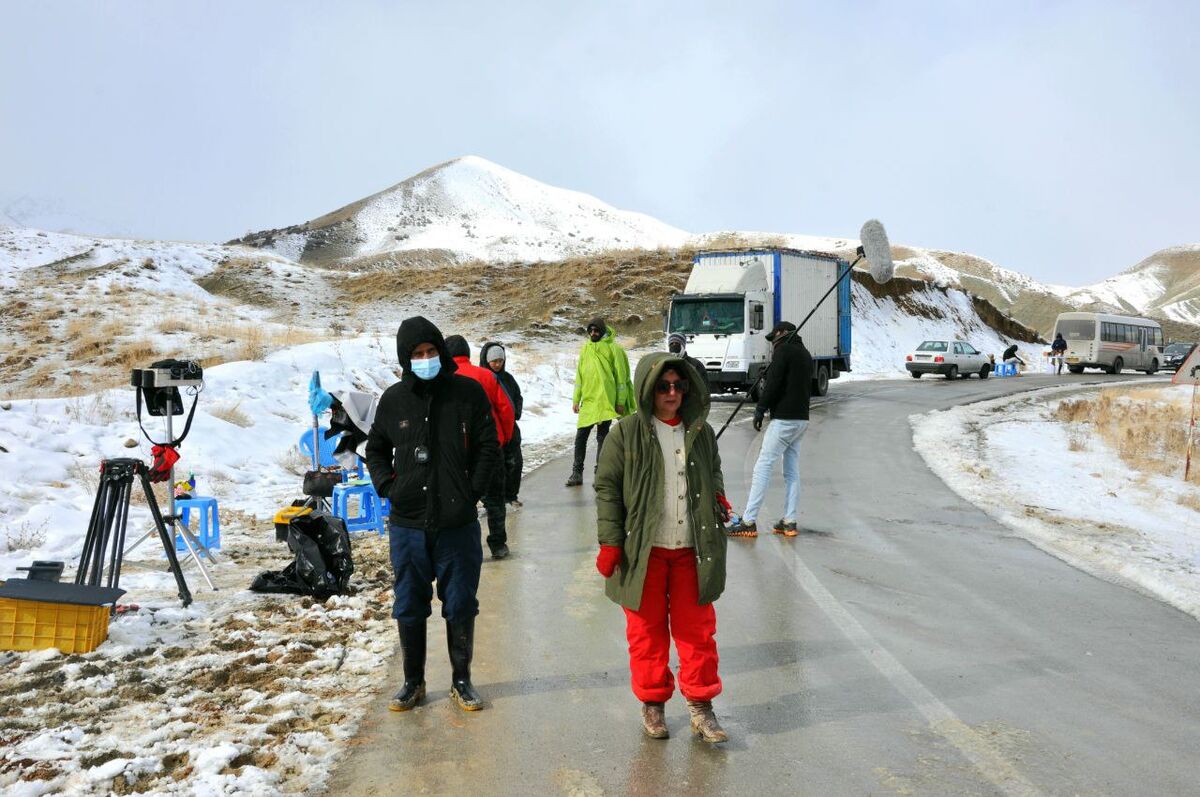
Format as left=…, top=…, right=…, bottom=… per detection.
left=596, top=545, right=622, bottom=577
left=149, top=445, right=180, bottom=483
left=716, top=493, right=733, bottom=523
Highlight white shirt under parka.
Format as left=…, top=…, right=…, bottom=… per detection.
left=652, top=416, right=694, bottom=549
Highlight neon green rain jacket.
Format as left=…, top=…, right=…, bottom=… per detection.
left=572, top=328, right=634, bottom=428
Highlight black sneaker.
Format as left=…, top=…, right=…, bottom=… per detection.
left=565, top=470, right=583, bottom=487
left=772, top=519, right=798, bottom=537
left=726, top=520, right=758, bottom=538
left=490, top=544, right=510, bottom=560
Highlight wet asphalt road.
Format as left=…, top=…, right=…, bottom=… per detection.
left=327, top=373, right=1200, bottom=797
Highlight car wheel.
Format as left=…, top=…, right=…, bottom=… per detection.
left=1110, top=357, right=1123, bottom=375
left=945, top=365, right=958, bottom=380
left=910, top=371, right=922, bottom=379
left=979, top=364, right=990, bottom=379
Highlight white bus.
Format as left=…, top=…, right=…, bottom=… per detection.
left=1053, top=311, right=1163, bottom=374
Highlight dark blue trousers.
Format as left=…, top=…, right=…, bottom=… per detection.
left=389, top=520, right=482, bottom=624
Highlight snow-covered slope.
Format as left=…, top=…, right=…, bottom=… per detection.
left=894, top=244, right=1200, bottom=335
left=234, top=156, right=689, bottom=265
left=0, top=225, right=292, bottom=294
left=1064, top=245, right=1200, bottom=325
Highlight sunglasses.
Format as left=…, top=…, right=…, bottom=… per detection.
left=655, top=378, right=690, bottom=395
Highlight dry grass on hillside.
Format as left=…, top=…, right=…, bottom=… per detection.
left=1054, top=386, right=1200, bottom=488
left=1, top=310, right=328, bottom=400
left=339, top=247, right=700, bottom=345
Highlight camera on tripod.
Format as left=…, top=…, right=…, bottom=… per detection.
left=131, top=359, right=204, bottom=389
left=132, top=359, right=204, bottom=417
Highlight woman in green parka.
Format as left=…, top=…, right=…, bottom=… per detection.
left=594, top=352, right=733, bottom=743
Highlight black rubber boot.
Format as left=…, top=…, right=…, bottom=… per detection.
left=388, top=620, right=426, bottom=712
left=565, top=468, right=583, bottom=487
left=446, top=618, right=484, bottom=711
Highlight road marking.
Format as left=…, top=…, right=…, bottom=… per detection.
left=778, top=547, right=1045, bottom=797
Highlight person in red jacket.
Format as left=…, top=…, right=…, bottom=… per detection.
left=445, top=336, right=515, bottom=559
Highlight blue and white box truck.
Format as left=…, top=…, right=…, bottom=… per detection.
left=666, top=249, right=852, bottom=397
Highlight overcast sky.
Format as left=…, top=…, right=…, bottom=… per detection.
left=2, top=1, right=1196, bottom=285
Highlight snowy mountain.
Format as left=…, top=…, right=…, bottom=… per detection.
left=892, top=244, right=1200, bottom=338
left=1062, top=245, right=1200, bottom=327
left=231, top=155, right=689, bottom=266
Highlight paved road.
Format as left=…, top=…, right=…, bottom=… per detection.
left=328, top=374, right=1200, bottom=796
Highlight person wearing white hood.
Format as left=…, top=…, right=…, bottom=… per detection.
left=480, top=342, right=525, bottom=507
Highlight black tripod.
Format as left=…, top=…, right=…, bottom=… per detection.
left=77, top=457, right=193, bottom=608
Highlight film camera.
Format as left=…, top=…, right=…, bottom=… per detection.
left=131, top=359, right=204, bottom=417
left=131, top=359, right=204, bottom=389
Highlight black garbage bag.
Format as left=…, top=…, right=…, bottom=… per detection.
left=250, top=510, right=354, bottom=598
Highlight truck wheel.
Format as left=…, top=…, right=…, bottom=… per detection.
left=1068, top=365, right=1084, bottom=374
left=1147, top=359, right=1158, bottom=375
left=813, top=365, right=829, bottom=397
left=945, top=365, right=959, bottom=380
left=1109, top=357, right=1123, bottom=375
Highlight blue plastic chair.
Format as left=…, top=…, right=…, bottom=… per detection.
left=298, top=428, right=342, bottom=469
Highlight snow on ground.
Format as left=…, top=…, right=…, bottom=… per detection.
left=911, top=383, right=1200, bottom=619
left=0, top=335, right=584, bottom=795
left=844, top=280, right=1042, bottom=379
left=0, top=224, right=294, bottom=298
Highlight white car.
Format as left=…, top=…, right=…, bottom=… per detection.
left=905, top=339, right=992, bottom=379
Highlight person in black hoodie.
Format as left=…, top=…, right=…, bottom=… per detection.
left=365, top=316, right=501, bottom=713
left=479, top=342, right=525, bottom=507
left=726, top=321, right=814, bottom=538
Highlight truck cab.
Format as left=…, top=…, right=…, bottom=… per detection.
left=667, top=249, right=852, bottom=397
left=667, top=291, right=771, bottom=395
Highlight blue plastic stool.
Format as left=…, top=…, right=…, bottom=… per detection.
left=175, top=496, right=221, bottom=551
left=1003, top=362, right=1017, bottom=376
left=332, top=481, right=386, bottom=536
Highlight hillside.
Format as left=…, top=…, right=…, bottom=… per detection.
left=893, top=244, right=1200, bottom=342
left=228, top=156, right=689, bottom=267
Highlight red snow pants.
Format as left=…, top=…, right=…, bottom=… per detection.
left=622, top=547, right=721, bottom=703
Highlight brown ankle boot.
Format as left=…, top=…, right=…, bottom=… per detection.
left=686, top=699, right=728, bottom=743
left=641, top=702, right=669, bottom=739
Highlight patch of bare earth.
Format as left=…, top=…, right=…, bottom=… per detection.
left=0, top=522, right=396, bottom=795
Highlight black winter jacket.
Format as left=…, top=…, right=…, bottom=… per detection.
left=365, top=317, right=501, bottom=530
left=478, top=342, right=523, bottom=421
left=756, top=336, right=814, bottom=421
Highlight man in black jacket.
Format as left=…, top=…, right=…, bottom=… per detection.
left=365, top=316, right=501, bottom=713
left=480, top=342, right=525, bottom=507
left=727, top=321, right=814, bottom=539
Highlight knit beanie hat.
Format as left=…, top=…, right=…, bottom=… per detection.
left=484, top=343, right=506, bottom=363
left=667, top=332, right=686, bottom=352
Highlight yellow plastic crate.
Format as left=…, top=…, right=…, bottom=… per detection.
left=0, top=596, right=110, bottom=654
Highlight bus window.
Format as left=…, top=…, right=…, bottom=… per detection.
left=1058, top=319, right=1096, bottom=341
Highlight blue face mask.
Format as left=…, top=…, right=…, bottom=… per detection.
left=410, top=357, right=441, bottom=380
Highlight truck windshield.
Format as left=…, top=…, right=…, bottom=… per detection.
left=1056, top=320, right=1096, bottom=340
left=669, top=299, right=744, bottom=334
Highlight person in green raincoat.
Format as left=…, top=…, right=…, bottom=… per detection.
left=593, top=352, right=733, bottom=743
left=565, top=317, right=633, bottom=487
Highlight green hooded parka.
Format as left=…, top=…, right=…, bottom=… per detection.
left=594, top=353, right=728, bottom=610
